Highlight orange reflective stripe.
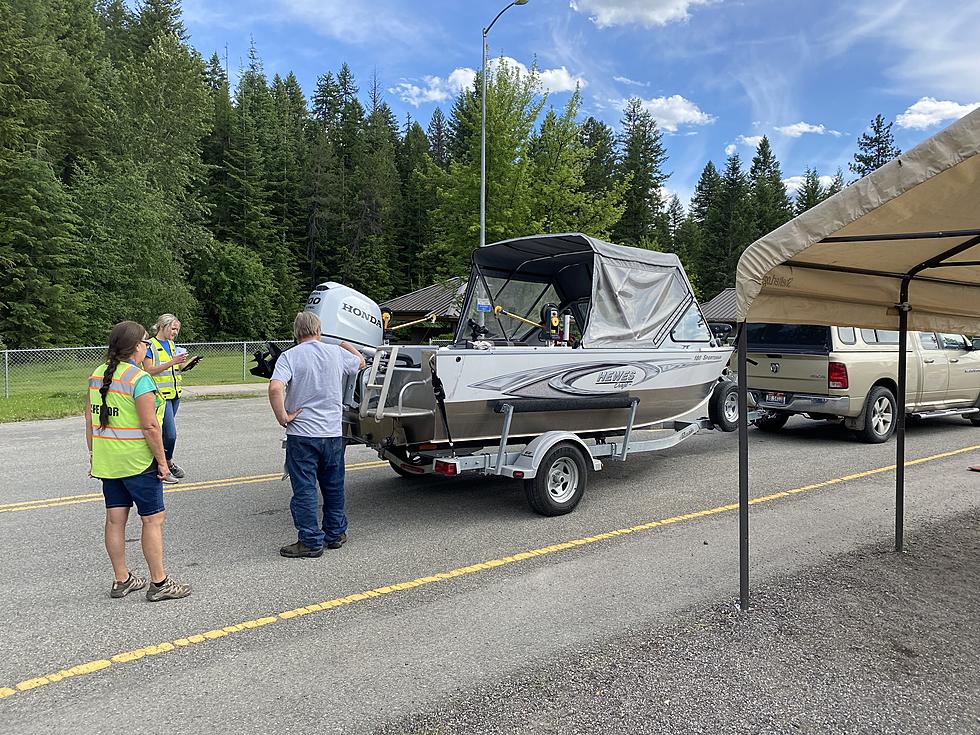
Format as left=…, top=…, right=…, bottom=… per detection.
left=88, top=379, right=136, bottom=395
left=119, top=365, right=141, bottom=384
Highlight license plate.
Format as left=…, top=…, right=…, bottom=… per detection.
left=765, top=392, right=786, bottom=406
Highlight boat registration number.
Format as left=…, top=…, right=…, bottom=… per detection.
left=765, top=392, right=787, bottom=406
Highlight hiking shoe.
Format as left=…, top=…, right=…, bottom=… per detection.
left=146, top=577, right=191, bottom=602
left=110, top=572, right=146, bottom=598
left=168, top=462, right=185, bottom=479
left=162, top=473, right=179, bottom=485
left=326, top=533, right=347, bottom=550
left=280, top=541, right=323, bottom=558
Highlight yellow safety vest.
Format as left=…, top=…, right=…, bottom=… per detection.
left=88, top=362, right=165, bottom=479
left=148, top=337, right=182, bottom=399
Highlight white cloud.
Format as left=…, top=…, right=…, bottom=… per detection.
left=388, top=70, right=475, bottom=107
left=737, top=134, right=763, bottom=148
left=623, top=94, right=714, bottom=133
left=725, top=143, right=736, bottom=156
left=831, top=1, right=980, bottom=98
left=390, top=58, right=586, bottom=108
left=569, top=0, right=714, bottom=28
left=613, top=75, right=649, bottom=87
left=774, top=121, right=843, bottom=138
left=895, top=96, right=980, bottom=130
left=782, top=175, right=836, bottom=193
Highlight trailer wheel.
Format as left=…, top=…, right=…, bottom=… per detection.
left=708, top=381, right=738, bottom=432
left=524, top=443, right=588, bottom=516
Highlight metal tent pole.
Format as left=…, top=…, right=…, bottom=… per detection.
left=737, top=323, right=749, bottom=611
left=894, top=282, right=911, bottom=552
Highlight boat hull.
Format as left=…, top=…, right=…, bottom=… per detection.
left=347, top=346, right=733, bottom=448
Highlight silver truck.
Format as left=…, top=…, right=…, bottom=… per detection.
left=745, top=324, right=980, bottom=443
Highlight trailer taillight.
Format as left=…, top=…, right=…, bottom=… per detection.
left=829, top=362, right=849, bottom=389
left=434, top=460, right=457, bottom=476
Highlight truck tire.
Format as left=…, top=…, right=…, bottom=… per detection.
left=855, top=386, right=897, bottom=443
left=708, top=381, right=738, bottom=432
left=754, top=412, right=789, bottom=433
left=524, top=443, right=588, bottom=516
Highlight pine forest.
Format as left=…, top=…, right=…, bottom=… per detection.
left=0, top=0, right=904, bottom=348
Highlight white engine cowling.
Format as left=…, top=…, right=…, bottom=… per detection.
left=305, top=282, right=383, bottom=349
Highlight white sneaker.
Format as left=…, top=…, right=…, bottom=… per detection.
left=162, top=474, right=179, bottom=485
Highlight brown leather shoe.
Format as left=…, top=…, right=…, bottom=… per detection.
left=280, top=541, right=323, bottom=558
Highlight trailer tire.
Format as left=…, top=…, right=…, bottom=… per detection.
left=524, top=443, right=588, bottom=516
left=708, top=381, right=738, bottom=432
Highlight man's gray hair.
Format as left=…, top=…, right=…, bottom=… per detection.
left=293, top=311, right=321, bottom=341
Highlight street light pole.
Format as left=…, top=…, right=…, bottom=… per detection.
left=480, top=0, right=528, bottom=248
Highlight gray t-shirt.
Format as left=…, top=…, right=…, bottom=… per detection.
left=271, top=340, right=362, bottom=437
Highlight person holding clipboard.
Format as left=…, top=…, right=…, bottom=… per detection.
left=142, top=314, right=201, bottom=483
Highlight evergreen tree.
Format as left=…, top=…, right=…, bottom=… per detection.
left=426, top=107, right=450, bottom=169
left=311, top=71, right=341, bottom=128
left=202, top=53, right=235, bottom=242
left=690, top=161, right=721, bottom=225
left=613, top=97, right=669, bottom=247
left=694, top=153, right=752, bottom=299
left=665, top=195, right=685, bottom=247
left=396, top=122, right=436, bottom=291
left=426, top=59, right=544, bottom=278
left=446, top=82, right=478, bottom=165
left=849, top=114, right=901, bottom=179
left=528, top=91, right=626, bottom=237
left=824, top=167, right=845, bottom=198
left=794, top=168, right=825, bottom=215
left=134, top=0, right=187, bottom=50
left=579, top=116, right=617, bottom=197
left=0, top=155, right=84, bottom=347
left=747, top=136, right=792, bottom=240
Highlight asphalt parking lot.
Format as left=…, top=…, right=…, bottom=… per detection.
left=0, top=397, right=977, bottom=733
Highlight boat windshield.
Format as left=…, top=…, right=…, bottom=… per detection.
left=461, top=275, right=563, bottom=342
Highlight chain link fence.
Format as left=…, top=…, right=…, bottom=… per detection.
left=1, top=341, right=292, bottom=399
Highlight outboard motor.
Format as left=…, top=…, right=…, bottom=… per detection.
left=305, top=281, right=384, bottom=350
left=249, top=282, right=384, bottom=379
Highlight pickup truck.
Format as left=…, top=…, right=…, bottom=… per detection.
left=745, top=324, right=980, bottom=443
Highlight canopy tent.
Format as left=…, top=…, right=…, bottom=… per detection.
left=733, top=108, right=980, bottom=610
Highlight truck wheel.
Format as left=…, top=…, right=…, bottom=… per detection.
left=856, top=386, right=897, bottom=443
left=708, top=381, right=738, bottom=432
left=754, top=412, right=789, bottom=433
left=524, top=443, right=588, bottom=516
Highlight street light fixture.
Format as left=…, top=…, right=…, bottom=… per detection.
left=480, top=0, right=529, bottom=248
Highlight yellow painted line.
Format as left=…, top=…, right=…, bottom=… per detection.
left=0, top=462, right=389, bottom=514
left=1, top=442, right=977, bottom=702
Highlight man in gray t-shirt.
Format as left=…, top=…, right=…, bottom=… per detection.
left=269, top=312, right=365, bottom=558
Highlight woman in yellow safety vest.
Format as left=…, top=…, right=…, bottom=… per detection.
left=86, top=321, right=191, bottom=602
left=142, top=313, right=187, bottom=484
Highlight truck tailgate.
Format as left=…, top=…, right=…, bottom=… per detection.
left=747, top=353, right=829, bottom=394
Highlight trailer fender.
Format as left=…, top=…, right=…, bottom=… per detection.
left=510, top=432, right=601, bottom=479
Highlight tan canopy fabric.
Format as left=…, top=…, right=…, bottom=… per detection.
left=737, top=108, right=980, bottom=334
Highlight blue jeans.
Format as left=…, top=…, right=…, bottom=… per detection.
left=285, top=436, right=347, bottom=549
left=162, top=397, right=180, bottom=461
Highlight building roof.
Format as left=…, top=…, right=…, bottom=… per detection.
left=381, top=277, right=465, bottom=319
left=700, top=287, right=737, bottom=323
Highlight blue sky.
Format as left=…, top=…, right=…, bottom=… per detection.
left=182, top=0, right=980, bottom=204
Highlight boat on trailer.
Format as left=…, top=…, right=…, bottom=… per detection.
left=261, top=233, right=739, bottom=515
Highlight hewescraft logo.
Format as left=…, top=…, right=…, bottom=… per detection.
left=343, top=302, right=382, bottom=328
left=595, top=369, right=637, bottom=389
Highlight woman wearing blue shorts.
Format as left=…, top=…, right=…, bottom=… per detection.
left=86, top=321, right=191, bottom=602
